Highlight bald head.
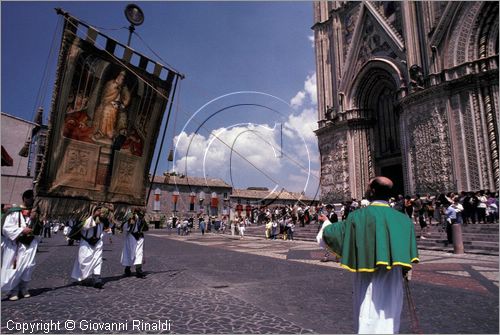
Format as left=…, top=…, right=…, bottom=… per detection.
left=367, top=176, right=394, bottom=200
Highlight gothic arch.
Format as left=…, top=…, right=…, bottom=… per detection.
left=346, top=58, right=404, bottom=110
left=346, top=58, right=405, bottom=195
left=445, top=2, right=483, bottom=68
left=468, top=1, right=499, bottom=60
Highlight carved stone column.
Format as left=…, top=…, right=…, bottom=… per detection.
left=400, top=93, right=455, bottom=195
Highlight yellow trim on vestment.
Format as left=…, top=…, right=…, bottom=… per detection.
left=369, top=202, right=390, bottom=207
left=340, top=262, right=416, bottom=273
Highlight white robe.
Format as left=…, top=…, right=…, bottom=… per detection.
left=1, top=211, right=40, bottom=292
left=120, top=222, right=144, bottom=266
left=354, top=268, right=403, bottom=334
left=317, top=222, right=404, bottom=334
left=71, top=217, right=103, bottom=281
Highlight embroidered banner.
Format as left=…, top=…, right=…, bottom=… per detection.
left=35, top=12, right=178, bottom=216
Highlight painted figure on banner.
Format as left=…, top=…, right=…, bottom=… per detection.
left=121, top=127, right=144, bottom=156
left=93, top=69, right=131, bottom=143
left=63, top=92, right=94, bottom=142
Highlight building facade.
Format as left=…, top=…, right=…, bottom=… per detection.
left=313, top=1, right=498, bottom=200
left=146, top=175, right=232, bottom=221
left=230, top=187, right=314, bottom=208
left=1, top=112, right=47, bottom=205
left=145, top=178, right=316, bottom=222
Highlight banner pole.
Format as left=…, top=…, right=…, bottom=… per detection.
left=146, top=74, right=180, bottom=207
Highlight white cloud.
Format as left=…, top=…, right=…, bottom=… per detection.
left=308, top=34, right=315, bottom=48
left=290, top=91, right=306, bottom=109
left=283, top=107, right=317, bottom=143
left=171, top=119, right=321, bottom=196
left=173, top=125, right=283, bottom=182
left=289, top=72, right=317, bottom=109
left=304, top=73, right=317, bottom=106
left=171, top=71, right=321, bottom=197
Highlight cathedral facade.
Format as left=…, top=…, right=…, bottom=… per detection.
left=313, top=1, right=498, bottom=200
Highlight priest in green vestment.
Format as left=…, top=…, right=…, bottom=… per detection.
left=317, top=176, right=419, bottom=334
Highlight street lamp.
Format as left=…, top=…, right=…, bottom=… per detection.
left=124, top=4, right=145, bottom=47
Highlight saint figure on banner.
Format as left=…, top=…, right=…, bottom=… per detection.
left=93, top=70, right=131, bottom=142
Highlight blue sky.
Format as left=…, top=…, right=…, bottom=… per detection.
left=1, top=1, right=320, bottom=198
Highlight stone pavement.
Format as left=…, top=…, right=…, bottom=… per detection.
left=1, top=230, right=498, bottom=334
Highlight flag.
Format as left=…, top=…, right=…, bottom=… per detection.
left=35, top=10, right=180, bottom=218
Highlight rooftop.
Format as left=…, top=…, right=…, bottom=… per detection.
left=230, top=188, right=313, bottom=202
left=151, top=175, right=232, bottom=189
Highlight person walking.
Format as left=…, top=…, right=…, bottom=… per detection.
left=423, top=194, right=435, bottom=225
left=317, top=177, right=419, bottom=334
left=199, top=216, right=206, bottom=236
left=445, top=201, right=458, bottom=245
left=43, top=218, right=52, bottom=239
left=476, top=191, right=488, bottom=224
left=404, top=195, right=414, bottom=220
left=121, top=209, right=147, bottom=278
left=1, top=190, right=42, bottom=301
left=321, top=204, right=338, bottom=262
left=230, top=219, right=236, bottom=236
left=238, top=218, right=246, bottom=239
left=71, top=206, right=105, bottom=289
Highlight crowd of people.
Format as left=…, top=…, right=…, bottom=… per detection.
left=168, top=215, right=254, bottom=239
left=1, top=191, right=148, bottom=301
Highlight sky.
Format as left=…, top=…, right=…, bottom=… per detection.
left=1, top=1, right=320, bottom=199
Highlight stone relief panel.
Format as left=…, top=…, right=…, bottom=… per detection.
left=342, top=3, right=362, bottom=58
left=406, top=100, right=455, bottom=194
left=318, top=129, right=350, bottom=201
left=353, top=14, right=399, bottom=82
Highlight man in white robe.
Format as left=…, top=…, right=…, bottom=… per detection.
left=316, top=177, right=418, bottom=334
left=1, top=190, right=41, bottom=301
left=71, top=206, right=105, bottom=289
left=121, top=210, right=146, bottom=278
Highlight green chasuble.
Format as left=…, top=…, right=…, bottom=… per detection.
left=322, top=203, right=419, bottom=272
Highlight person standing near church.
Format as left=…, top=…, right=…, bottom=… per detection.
left=317, top=177, right=419, bottom=334
left=121, top=208, right=147, bottom=278
left=1, top=190, right=42, bottom=301
left=71, top=206, right=105, bottom=289
left=320, top=204, right=338, bottom=262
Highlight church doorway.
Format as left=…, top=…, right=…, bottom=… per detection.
left=354, top=64, right=404, bottom=195
left=380, top=164, right=404, bottom=197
